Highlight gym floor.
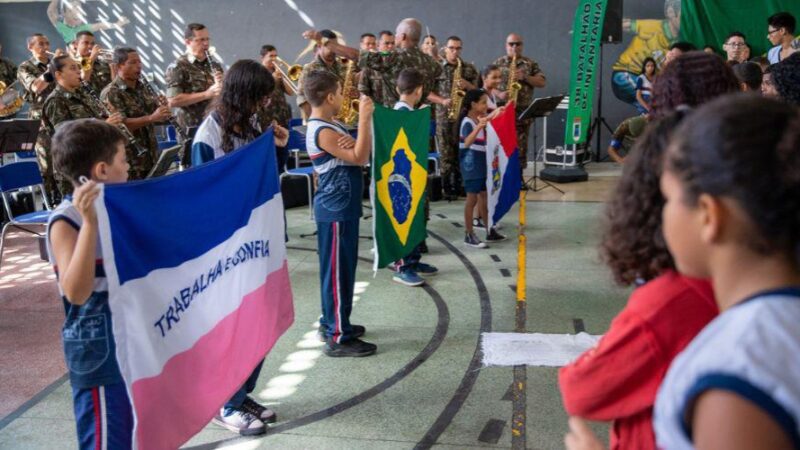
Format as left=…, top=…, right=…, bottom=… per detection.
left=0, top=163, right=628, bottom=450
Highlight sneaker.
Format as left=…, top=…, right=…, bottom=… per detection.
left=418, top=240, right=429, bottom=254
left=212, top=407, right=266, bottom=436
left=465, top=232, right=488, bottom=249
left=324, top=338, right=377, bottom=357
left=392, top=269, right=425, bottom=287
left=386, top=262, right=399, bottom=272
left=414, top=262, right=439, bottom=276
left=317, top=324, right=365, bottom=342
left=472, top=218, right=486, bottom=229
left=242, top=396, right=277, bottom=424
left=486, top=228, right=507, bottom=242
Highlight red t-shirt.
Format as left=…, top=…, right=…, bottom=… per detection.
left=558, top=270, right=718, bottom=450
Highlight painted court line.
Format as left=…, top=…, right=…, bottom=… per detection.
left=481, top=332, right=600, bottom=367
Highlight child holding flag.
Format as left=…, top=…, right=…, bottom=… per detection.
left=47, top=119, right=134, bottom=450
left=388, top=68, right=439, bottom=287
left=304, top=71, right=377, bottom=357
left=459, top=89, right=506, bottom=248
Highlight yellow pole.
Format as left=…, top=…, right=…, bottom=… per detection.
left=516, top=190, right=526, bottom=302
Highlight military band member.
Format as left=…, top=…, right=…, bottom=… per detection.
left=18, top=34, right=60, bottom=120
left=305, top=19, right=445, bottom=109
left=258, top=45, right=295, bottom=172
left=435, top=36, right=479, bottom=198
left=295, top=29, right=346, bottom=118
left=378, top=31, right=396, bottom=53
left=101, top=48, right=172, bottom=180
left=41, top=56, right=123, bottom=197
left=493, top=33, right=546, bottom=172
left=74, top=31, right=112, bottom=95
left=360, top=33, right=377, bottom=52
left=422, top=34, right=443, bottom=63
left=165, top=23, right=223, bottom=131
left=357, top=32, right=387, bottom=106
left=0, top=44, right=16, bottom=87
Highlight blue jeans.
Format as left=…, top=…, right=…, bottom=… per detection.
left=397, top=245, right=422, bottom=272
left=225, top=361, right=264, bottom=409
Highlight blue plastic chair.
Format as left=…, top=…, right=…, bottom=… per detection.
left=0, top=161, right=52, bottom=269
left=428, top=120, right=441, bottom=175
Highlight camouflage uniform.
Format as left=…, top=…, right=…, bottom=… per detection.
left=18, top=57, right=55, bottom=120
left=41, top=85, right=105, bottom=197
left=101, top=77, right=159, bottom=180
left=357, top=66, right=390, bottom=107
left=358, top=47, right=442, bottom=108
left=435, top=58, right=479, bottom=195
left=84, top=58, right=113, bottom=96
left=492, top=55, right=545, bottom=164
left=165, top=54, right=223, bottom=130
left=256, top=76, right=292, bottom=130
left=296, top=56, right=344, bottom=108
left=0, top=57, right=16, bottom=87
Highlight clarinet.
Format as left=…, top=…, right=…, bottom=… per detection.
left=81, top=82, right=147, bottom=156
left=139, top=74, right=188, bottom=143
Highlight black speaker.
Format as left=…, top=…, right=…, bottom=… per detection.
left=602, top=0, right=623, bottom=44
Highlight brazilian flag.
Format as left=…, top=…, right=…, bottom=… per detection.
left=371, top=104, right=430, bottom=270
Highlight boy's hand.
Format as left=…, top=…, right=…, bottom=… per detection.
left=272, top=121, right=289, bottom=148
left=73, top=180, right=100, bottom=225
left=358, top=95, right=374, bottom=118
left=476, top=116, right=489, bottom=129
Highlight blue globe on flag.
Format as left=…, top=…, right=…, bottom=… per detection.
left=387, top=149, right=412, bottom=224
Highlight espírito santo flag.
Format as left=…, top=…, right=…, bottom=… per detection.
left=371, top=104, right=430, bottom=270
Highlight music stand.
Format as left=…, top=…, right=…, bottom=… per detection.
left=0, top=119, right=39, bottom=163
left=147, top=144, right=181, bottom=178
left=518, top=96, right=565, bottom=194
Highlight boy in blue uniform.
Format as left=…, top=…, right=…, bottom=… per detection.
left=47, top=119, right=133, bottom=449
left=304, top=71, right=377, bottom=357
left=389, top=68, right=439, bottom=287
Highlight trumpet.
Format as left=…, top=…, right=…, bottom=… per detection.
left=272, top=56, right=301, bottom=95
left=76, top=49, right=114, bottom=71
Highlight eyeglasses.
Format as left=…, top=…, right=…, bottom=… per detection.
left=767, top=28, right=781, bottom=36
left=726, top=43, right=747, bottom=48
left=507, top=42, right=523, bottom=47
left=447, top=46, right=462, bottom=51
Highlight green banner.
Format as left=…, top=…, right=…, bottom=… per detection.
left=565, top=0, right=609, bottom=145
left=371, top=104, right=430, bottom=269
left=680, top=0, right=800, bottom=58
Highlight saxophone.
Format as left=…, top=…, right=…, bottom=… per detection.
left=335, top=59, right=359, bottom=126
left=507, top=53, right=522, bottom=105
left=447, top=58, right=465, bottom=120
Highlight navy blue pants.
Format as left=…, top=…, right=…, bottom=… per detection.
left=317, top=219, right=360, bottom=344
left=72, top=382, right=133, bottom=450
left=225, top=360, right=264, bottom=409
left=397, top=245, right=422, bottom=272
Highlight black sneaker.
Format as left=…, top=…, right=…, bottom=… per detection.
left=242, top=396, right=277, bottom=424
left=472, top=218, right=486, bottom=229
left=317, top=324, right=365, bottom=342
left=212, top=407, right=266, bottom=436
left=324, top=338, right=377, bottom=357
left=486, top=228, right=507, bottom=242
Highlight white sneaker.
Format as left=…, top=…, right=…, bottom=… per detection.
left=213, top=407, right=266, bottom=436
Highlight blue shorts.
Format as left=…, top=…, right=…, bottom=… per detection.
left=72, top=382, right=133, bottom=450
left=463, top=178, right=486, bottom=194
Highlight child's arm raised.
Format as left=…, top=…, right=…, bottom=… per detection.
left=462, top=116, right=488, bottom=148
left=317, top=96, right=374, bottom=165
left=50, top=181, right=100, bottom=305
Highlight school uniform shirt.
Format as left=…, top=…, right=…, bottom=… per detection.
left=654, top=287, right=800, bottom=450
left=459, top=116, right=488, bottom=181
left=46, top=199, right=123, bottom=389
left=486, top=92, right=499, bottom=113
left=559, top=271, right=717, bottom=450
left=306, top=118, right=363, bottom=222
left=635, top=75, right=653, bottom=100
left=191, top=111, right=261, bottom=165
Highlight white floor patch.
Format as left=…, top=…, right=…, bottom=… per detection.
left=481, top=332, right=601, bottom=367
